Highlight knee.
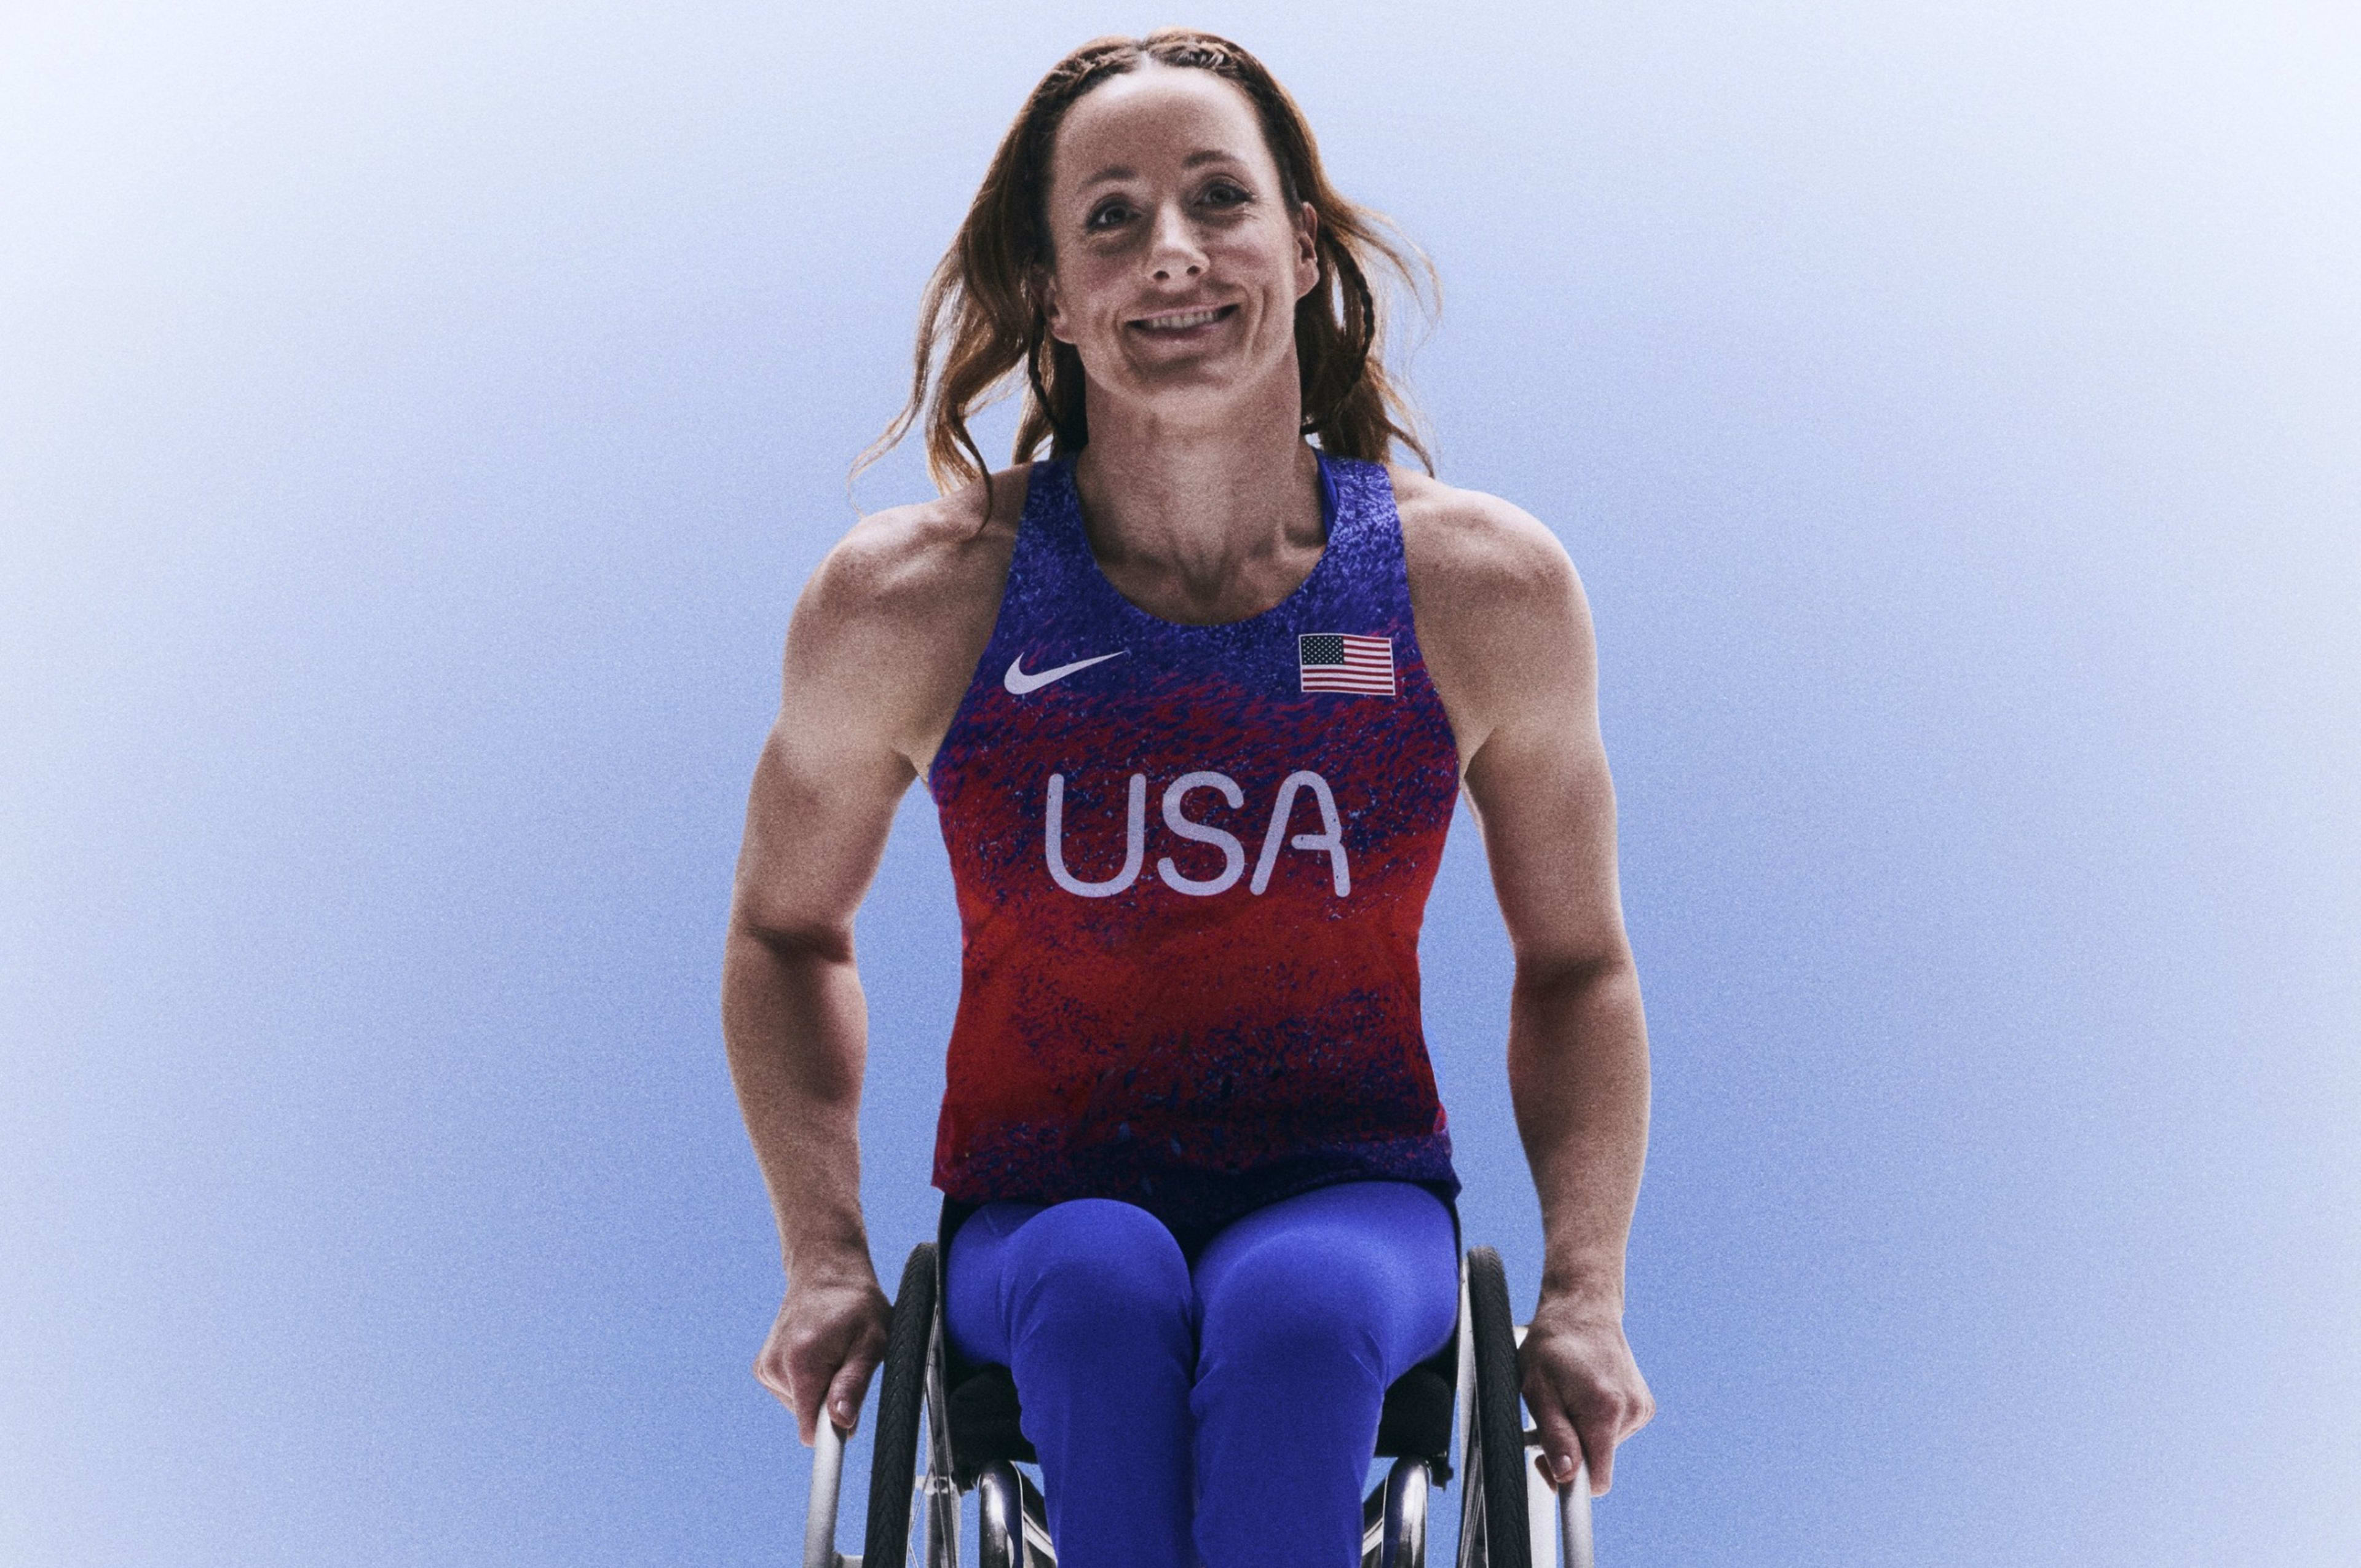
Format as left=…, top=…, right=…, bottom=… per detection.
left=1007, top=1200, right=1192, bottom=1349
left=1201, top=1238, right=1388, bottom=1378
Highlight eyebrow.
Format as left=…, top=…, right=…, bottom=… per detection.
left=1080, top=149, right=1247, bottom=187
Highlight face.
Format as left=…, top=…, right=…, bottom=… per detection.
left=1038, top=64, right=1321, bottom=419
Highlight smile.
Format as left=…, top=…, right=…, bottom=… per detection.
left=1129, top=304, right=1236, bottom=333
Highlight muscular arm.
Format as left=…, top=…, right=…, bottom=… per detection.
left=1400, top=473, right=1655, bottom=1494
left=722, top=479, right=1011, bottom=1443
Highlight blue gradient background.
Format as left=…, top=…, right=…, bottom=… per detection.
left=4, top=2, right=2354, bottom=1564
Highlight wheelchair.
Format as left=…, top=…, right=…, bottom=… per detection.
left=801, top=1239, right=1598, bottom=1568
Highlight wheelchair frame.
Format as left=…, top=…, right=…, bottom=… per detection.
left=802, top=1241, right=1596, bottom=1568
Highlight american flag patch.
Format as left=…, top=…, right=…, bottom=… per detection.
left=1298, top=632, right=1396, bottom=696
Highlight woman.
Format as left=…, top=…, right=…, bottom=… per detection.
left=724, top=30, right=1652, bottom=1568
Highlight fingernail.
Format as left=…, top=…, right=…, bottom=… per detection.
left=1554, top=1454, right=1576, bottom=1482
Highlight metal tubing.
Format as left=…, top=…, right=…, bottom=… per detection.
left=1018, top=1469, right=1058, bottom=1566
left=1382, top=1456, right=1430, bottom=1568
left=1452, top=1256, right=1482, bottom=1568
left=1451, top=1258, right=1475, bottom=1486
left=1558, top=1464, right=1595, bottom=1568
left=923, top=1312, right=960, bottom=1568
left=978, top=1461, right=1021, bottom=1568
left=1525, top=1447, right=1555, bottom=1568
left=803, top=1419, right=848, bottom=1568
left=1453, top=1427, right=1484, bottom=1568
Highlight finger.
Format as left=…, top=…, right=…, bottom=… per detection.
left=785, top=1331, right=853, bottom=1446
left=1574, top=1409, right=1617, bottom=1495
left=779, top=1345, right=828, bottom=1447
left=1522, top=1375, right=1588, bottom=1490
left=757, top=1355, right=815, bottom=1447
left=825, top=1339, right=885, bottom=1433
left=753, top=1347, right=795, bottom=1408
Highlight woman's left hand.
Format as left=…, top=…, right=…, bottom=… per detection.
left=1519, top=1293, right=1655, bottom=1495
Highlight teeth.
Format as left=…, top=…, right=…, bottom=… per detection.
left=1139, top=307, right=1224, bottom=331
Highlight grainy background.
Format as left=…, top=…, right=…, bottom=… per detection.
left=4, top=2, right=2355, bottom=1563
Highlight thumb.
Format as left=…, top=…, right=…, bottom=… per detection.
left=824, top=1362, right=867, bottom=1434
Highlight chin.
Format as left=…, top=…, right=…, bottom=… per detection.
left=1099, top=352, right=1293, bottom=416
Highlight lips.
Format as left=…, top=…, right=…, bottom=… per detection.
left=1130, top=304, right=1237, bottom=333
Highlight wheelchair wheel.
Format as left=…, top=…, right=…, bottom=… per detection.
left=1466, top=1247, right=1531, bottom=1568
left=861, top=1242, right=938, bottom=1568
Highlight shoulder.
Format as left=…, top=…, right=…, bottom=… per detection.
left=781, top=465, right=1028, bottom=768
left=1385, top=465, right=1584, bottom=612
left=1383, top=465, right=1597, bottom=762
left=797, top=464, right=1027, bottom=640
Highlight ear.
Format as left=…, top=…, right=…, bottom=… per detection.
left=1036, top=267, right=1074, bottom=345
left=1293, top=200, right=1321, bottom=301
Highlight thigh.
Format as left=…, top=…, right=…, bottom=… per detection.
left=1186, top=1183, right=1458, bottom=1568
left=946, top=1199, right=1194, bottom=1364
left=943, top=1199, right=1199, bottom=1568
left=1192, top=1180, right=1459, bottom=1376
left=942, top=1200, right=1046, bottom=1368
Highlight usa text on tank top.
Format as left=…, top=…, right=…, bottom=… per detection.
left=924, top=454, right=1463, bottom=1229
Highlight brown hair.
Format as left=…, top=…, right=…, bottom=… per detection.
left=854, top=28, right=1438, bottom=513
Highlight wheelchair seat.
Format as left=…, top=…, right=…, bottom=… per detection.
left=944, top=1340, right=1458, bottom=1489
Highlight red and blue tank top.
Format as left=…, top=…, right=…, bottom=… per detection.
left=924, top=453, right=1463, bottom=1229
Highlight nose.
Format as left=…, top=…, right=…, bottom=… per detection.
left=1147, top=201, right=1205, bottom=282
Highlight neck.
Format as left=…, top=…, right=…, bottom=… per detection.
left=1070, top=368, right=1325, bottom=623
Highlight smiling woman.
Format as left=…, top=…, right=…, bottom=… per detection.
left=724, top=27, right=1656, bottom=1568
left=857, top=30, right=1435, bottom=519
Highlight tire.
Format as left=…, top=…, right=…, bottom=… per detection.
left=862, top=1242, right=938, bottom=1568
left=1466, top=1247, right=1531, bottom=1568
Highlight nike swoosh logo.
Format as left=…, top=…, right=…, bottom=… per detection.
left=1004, top=650, right=1126, bottom=695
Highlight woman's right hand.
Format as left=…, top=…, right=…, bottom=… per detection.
left=754, top=1258, right=893, bottom=1446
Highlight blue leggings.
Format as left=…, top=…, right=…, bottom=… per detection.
left=944, top=1181, right=1459, bottom=1568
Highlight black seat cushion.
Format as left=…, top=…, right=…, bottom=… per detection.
left=946, top=1354, right=1457, bottom=1486
left=1373, top=1362, right=1455, bottom=1469
left=948, top=1364, right=1034, bottom=1482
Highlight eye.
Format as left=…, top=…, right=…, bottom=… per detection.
left=1085, top=200, right=1134, bottom=232
left=1202, top=179, right=1252, bottom=208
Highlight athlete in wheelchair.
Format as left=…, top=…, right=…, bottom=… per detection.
left=722, top=30, right=1653, bottom=1568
